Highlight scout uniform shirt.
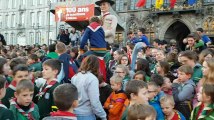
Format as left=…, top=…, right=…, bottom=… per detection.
left=9, top=98, right=40, bottom=120
left=36, top=80, right=59, bottom=119
left=0, top=101, right=14, bottom=120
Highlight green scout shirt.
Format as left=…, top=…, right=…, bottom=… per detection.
left=37, top=82, right=59, bottom=119
left=2, top=85, right=39, bottom=108
left=29, top=62, right=42, bottom=72
left=0, top=104, right=14, bottom=120
left=191, top=103, right=214, bottom=120
left=192, top=63, right=203, bottom=84
left=47, top=52, right=59, bottom=59
left=9, top=103, right=40, bottom=120
left=2, top=87, right=15, bottom=108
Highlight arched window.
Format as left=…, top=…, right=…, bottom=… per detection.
left=143, top=19, right=155, bottom=41
left=128, top=21, right=138, bottom=33
left=203, top=17, right=214, bottom=35
left=116, top=0, right=124, bottom=11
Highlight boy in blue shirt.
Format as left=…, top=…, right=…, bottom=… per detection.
left=172, top=65, right=195, bottom=119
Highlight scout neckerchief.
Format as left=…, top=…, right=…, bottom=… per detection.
left=36, top=80, right=57, bottom=98
left=50, top=110, right=76, bottom=119
left=0, top=101, right=7, bottom=109
left=100, top=12, right=110, bottom=25
left=198, top=103, right=214, bottom=119
left=8, top=80, right=17, bottom=91
left=196, top=102, right=204, bottom=119
left=10, top=98, right=35, bottom=120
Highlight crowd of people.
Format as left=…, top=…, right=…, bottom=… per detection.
left=0, top=0, right=214, bottom=120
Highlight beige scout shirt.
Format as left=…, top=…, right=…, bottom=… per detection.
left=101, top=12, right=118, bottom=44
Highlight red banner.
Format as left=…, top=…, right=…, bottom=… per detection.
left=55, top=4, right=95, bottom=22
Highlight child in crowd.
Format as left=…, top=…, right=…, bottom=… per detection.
left=160, top=95, right=186, bottom=120
left=127, top=103, right=156, bottom=120
left=121, top=80, right=148, bottom=120
left=0, top=75, right=14, bottom=119
left=43, top=83, right=78, bottom=120
left=98, top=75, right=112, bottom=120
left=104, top=75, right=127, bottom=120
left=98, top=75, right=112, bottom=106
left=10, top=79, right=40, bottom=119
left=162, top=77, right=172, bottom=95
left=37, top=59, right=61, bottom=118
left=55, top=42, right=72, bottom=83
left=2, top=64, right=30, bottom=108
left=133, top=70, right=146, bottom=82
left=147, top=82, right=165, bottom=120
left=115, top=64, right=131, bottom=90
left=0, top=57, right=12, bottom=86
left=172, top=65, right=195, bottom=119
left=150, top=74, right=165, bottom=99
left=27, top=54, right=42, bottom=72
left=79, top=16, right=107, bottom=56
left=156, top=61, right=170, bottom=77
left=191, top=84, right=214, bottom=119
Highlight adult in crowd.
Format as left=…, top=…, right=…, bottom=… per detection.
left=71, top=55, right=107, bottom=120
left=197, top=27, right=211, bottom=47
left=69, top=27, right=79, bottom=46
left=95, top=0, right=117, bottom=44
left=0, top=33, right=6, bottom=46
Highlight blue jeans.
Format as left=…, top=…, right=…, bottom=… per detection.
left=77, top=115, right=96, bottom=120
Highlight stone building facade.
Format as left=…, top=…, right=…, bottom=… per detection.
left=113, top=0, right=214, bottom=46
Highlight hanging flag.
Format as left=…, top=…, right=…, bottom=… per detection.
left=188, top=0, right=196, bottom=6
left=136, top=0, right=146, bottom=7
left=155, top=0, right=164, bottom=9
left=170, top=0, right=176, bottom=8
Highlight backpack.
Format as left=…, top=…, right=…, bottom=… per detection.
left=68, top=58, right=79, bottom=80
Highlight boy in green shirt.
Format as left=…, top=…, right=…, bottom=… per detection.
left=27, top=54, right=42, bottom=72
left=2, top=64, right=30, bottom=108
left=10, top=79, right=40, bottom=120
left=0, top=75, right=14, bottom=120
left=36, top=59, right=61, bottom=119
left=121, top=80, right=149, bottom=120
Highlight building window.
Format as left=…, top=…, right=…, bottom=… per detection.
left=36, top=31, right=41, bottom=43
left=204, top=0, right=214, bottom=3
left=30, top=12, right=35, bottom=27
left=11, top=0, right=16, bottom=8
left=29, top=32, right=34, bottom=44
left=38, top=0, right=42, bottom=5
left=11, top=14, right=15, bottom=28
left=146, top=0, right=156, bottom=8
left=20, top=12, right=25, bottom=27
left=5, top=15, right=9, bottom=28
left=37, top=11, right=42, bottom=26
left=20, top=0, right=25, bottom=5
left=130, top=0, right=138, bottom=10
left=0, top=15, right=2, bottom=28
left=5, top=33, right=8, bottom=42
left=116, top=0, right=124, bottom=11
left=144, top=20, right=155, bottom=41
left=203, top=17, right=214, bottom=35
left=10, top=33, right=15, bottom=44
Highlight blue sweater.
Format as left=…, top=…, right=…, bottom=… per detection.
left=149, top=96, right=165, bottom=120
left=132, top=35, right=150, bottom=46
left=80, top=22, right=106, bottom=51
